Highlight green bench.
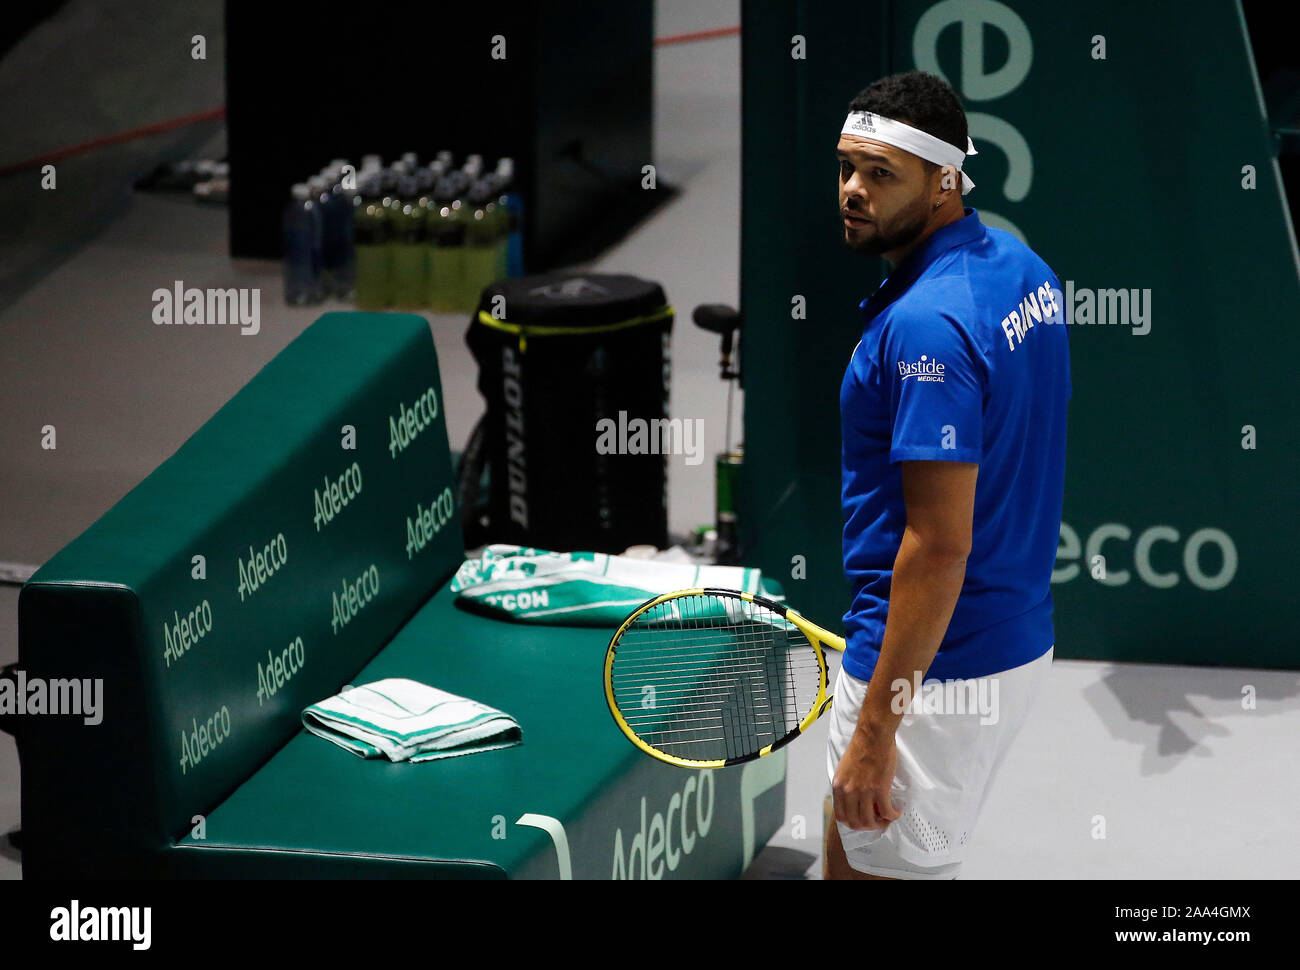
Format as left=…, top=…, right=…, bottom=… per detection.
left=15, top=312, right=787, bottom=878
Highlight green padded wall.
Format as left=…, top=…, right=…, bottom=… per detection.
left=741, top=1, right=1299, bottom=667
left=739, top=1, right=890, bottom=644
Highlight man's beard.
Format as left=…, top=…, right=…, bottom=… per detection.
left=843, top=197, right=930, bottom=256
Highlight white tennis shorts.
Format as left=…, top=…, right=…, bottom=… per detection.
left=825, top=647, right=1053, bottom=879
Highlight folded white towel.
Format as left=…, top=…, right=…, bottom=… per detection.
left=302, top=678, right=522, bottom=763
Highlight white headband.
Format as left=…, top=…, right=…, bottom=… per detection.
left=841, top=111, right=977, bottom=194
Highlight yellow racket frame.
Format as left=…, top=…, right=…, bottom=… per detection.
left=603, top=587, right=846, bottom=768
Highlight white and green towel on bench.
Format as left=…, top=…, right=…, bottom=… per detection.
left=302, top=678, right=521, bottom=763
left=449, top=544, right=770, bottom=625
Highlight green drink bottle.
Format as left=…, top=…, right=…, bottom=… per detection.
left=427, top=177, right=467, bottom=314
left=352, top=172, right=392, bottom=309
left=462, top=180, right=500, bottom=313
left=389, top=174, right=428, bottom=308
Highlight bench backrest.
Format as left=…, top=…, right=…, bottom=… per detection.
left=18, top=312, right=463, bottom=875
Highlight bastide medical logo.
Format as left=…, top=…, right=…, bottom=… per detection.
left=897, top=354, right=946, bottom=383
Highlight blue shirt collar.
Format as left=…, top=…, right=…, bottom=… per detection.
left=859, top=207, right=986, bottom=317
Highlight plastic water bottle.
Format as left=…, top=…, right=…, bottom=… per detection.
left=283, top=182, right=323, bottom=304
left=353, top=172, right=392, bottom=309
left=495, top=157, right=524, bottom=277
left=314, top=172, right=352, bottom=299
left=427, top=177, right=467, bottom=313
left=389, top=174, right=428, bottom=308
left=330, top=163, right=358, bottom=297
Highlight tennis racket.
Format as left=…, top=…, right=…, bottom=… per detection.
left=603, top=587, right=846, bottom=768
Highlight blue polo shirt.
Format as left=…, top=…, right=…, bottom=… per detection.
left=840, top=207, right=1071, bottom=682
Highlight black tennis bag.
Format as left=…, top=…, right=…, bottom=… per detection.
left=464, top=271, right=673, bottom=552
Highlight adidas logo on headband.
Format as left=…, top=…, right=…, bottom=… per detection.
left=847, top=112, right=877, bottom=133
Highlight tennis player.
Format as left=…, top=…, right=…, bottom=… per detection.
left=827, top=71, right=1071, bottom=880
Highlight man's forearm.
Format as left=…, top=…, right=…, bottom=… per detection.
left=855, top=528, right=967, bottom=737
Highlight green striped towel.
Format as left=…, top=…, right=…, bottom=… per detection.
left=449, top=544, right=769, bottom=625
left=302, top=678, right=521, bottom=763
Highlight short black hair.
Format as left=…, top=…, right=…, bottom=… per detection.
left=847, top=71, right=968, bottom=164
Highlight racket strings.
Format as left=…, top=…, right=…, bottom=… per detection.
left=610, top=593, right=823, bottom=762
